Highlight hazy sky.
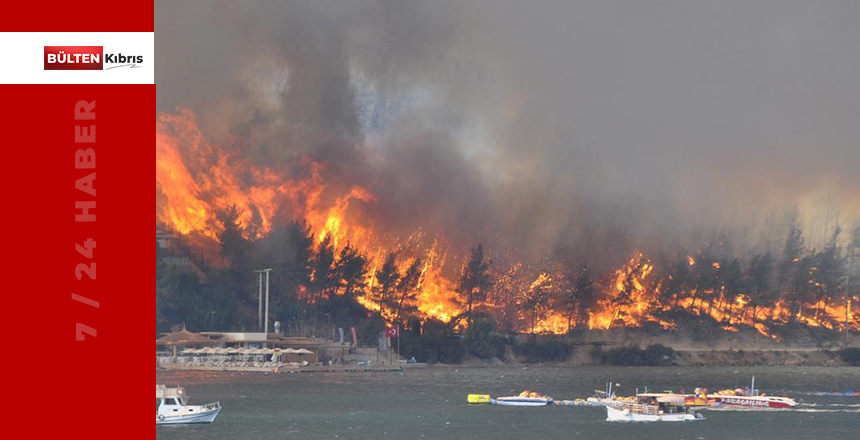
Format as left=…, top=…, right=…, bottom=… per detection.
left=156, top=0, right=860, bottom=268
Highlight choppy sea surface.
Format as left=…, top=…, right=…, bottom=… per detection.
left=157, top=366, right=860, bottom=440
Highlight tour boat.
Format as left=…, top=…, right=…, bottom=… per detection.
left=493, top=391, right=554, bottom=407
left=156, top=385, right=221, bottom=425
left=605, top=394, right=705, bottom=422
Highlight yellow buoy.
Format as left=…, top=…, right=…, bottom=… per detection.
left=468, top=394, right=492, bottom=404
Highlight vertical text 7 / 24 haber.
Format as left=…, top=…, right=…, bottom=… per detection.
left=73, top=100, right=98, bottom=341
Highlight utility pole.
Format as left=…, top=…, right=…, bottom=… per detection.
left=254, top=270, right=264, bottom=331
left=846, top=273, right=851, bottom=348
left=264, top=268, right=272, bottom=337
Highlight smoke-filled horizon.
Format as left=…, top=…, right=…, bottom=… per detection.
left=156, top=0, right=860, bottom=272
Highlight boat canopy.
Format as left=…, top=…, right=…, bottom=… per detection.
left=636, top=393, right=688, bottom=404
left=156, top=385, right=186, bottom=399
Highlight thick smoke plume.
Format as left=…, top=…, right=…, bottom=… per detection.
left=156, top=0, right=860, bottom=273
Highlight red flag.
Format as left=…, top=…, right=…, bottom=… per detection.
left=385, top=327, right=399, bottom=338
left=350, top=327, right=358, bottom=346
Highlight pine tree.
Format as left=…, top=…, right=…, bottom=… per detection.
left=266, top=222, right=315, bottom=327
left=845, top=226, right=860, bottom=342
left=564, top=263, right=594, bottom=331
left=456, top=244, right=492, bottom=327
left=524, top=273, right=554, bottom=334
left=779, top=224, right=808, bottom=321
left=719, top=258, right=743, bottom=322
left=310, top=235, right=337, bottom=305
left=746, top=253, right=775, bottom=322
left=810, top=227, right=844, bottom=319
left=373, top=252, right=400, bottom=317
left=216, top=204, right=251, bottom=269
left=394, top=258, right=422, bottom=323
left=335, top=243, right=369, bottom=299
left=847, top=227, right=860, bottom=298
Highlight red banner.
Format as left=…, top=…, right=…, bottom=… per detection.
left=1, top=2, right=153, bottom=438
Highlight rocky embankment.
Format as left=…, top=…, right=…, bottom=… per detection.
left=673, top=348, right=848, bottom=366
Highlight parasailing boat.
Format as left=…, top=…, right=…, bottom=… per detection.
left=706, top=377, right=798, bottom=409
left=623, top=377, right=798, bottom=410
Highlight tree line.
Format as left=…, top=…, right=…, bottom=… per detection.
left=157, top=205, right=860, bottom=340
left=156, top=206, right=495, bottom=338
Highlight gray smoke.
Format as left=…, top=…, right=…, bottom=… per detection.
left=156, top=0, right=860, bottom=272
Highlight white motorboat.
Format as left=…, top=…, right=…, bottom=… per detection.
left=156, top=385, right=221, bottom=425
left=493, top=391, right=554, bottom=407
left=586, top=385, right=617, bottom=407
left=605, top=394, right=704, bottom=422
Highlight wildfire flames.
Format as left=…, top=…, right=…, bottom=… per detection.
left=157, top=109, right=461, bottom=322
left=157, top=109, right=859, bottom=337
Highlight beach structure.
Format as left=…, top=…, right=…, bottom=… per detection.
left=157, top=329, right=321, bottom=369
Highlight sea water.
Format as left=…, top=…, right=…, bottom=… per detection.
left=156, top=365, right=860, bottom=440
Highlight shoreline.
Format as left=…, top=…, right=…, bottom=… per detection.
left=157, top=348, right=854, bottom=374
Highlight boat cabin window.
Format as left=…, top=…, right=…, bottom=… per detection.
left=164, top=398, right=177, bottom=406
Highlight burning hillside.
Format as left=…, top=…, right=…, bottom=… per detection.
left=155, top=1, right=860, bottom=344
left=157, top=109, right=462, bottom=323
left=156, top=109, right=859, bottom=338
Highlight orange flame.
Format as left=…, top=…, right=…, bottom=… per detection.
left=157, top=108, right=860, bottom=336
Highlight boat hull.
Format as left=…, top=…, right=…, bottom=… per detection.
left=606, top=405, right=702, bottom=422
left=493, top=397, right=553, bottom=407
left=157, top=407, right=221, bottom=425
left=586, top=397, right=612, bottom=407
left=709, top=395, right=797, bottom=409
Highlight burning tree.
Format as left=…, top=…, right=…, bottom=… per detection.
left=309, top=235, right=337, bottom=305
left=371, top=252, right=401, bottom=318
left=523, top=273, right=555, bottom=335
left=328, top=243, right=369, bottom=321
left=848, top=227, right=860, bottom=300
left=393, top=258, right=423, bottom=323
left=455, top=244, right=492, bottom=327
left=562, top=263, right=595, bottom=332
left=810, top=228, right=846, bottom=319
left=216, top=205, right=252, bottom=269
left=745, top=253, right=776, bottom=322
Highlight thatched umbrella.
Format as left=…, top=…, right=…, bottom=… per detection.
left=156, top=326, right=215, bottom=346
left=156, top=326, right=216, bottom=359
